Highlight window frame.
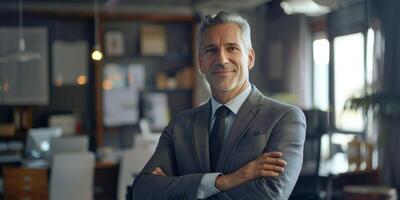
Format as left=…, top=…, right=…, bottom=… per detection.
left=327, top=29, right=368, bottom=135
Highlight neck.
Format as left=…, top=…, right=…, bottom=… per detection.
left=212, top=81, right=250, bottom=104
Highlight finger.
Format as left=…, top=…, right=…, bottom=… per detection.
left=258, top=157, right=287, bottom=166
left=155, top=167, right=167, bottom=176
left=254, top=152, right=283, bottom=165
left=256, top=157, right=286, bottom=166
left=152, top=167, right=164, bottom=176
left=262, top=152, right=283, bottom=158
left=159, top=170, right=166, bottom=176
left=152, top=170, right=160, bottom=175
left=153, top=171, right=166, bottom=176
left=258, top=169, right=280, bottom=177
left=260, top=156, right=286, bottom=165
left=257, top=163, right=285, bottom=173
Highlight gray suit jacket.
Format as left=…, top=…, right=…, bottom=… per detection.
left=132, top=86, right=306, bottom=200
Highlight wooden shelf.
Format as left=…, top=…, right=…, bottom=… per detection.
left=94, top=14, right=196, bottom=147
left=104, top=53, right=191, bottom=61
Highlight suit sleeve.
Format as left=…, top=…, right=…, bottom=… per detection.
left=212, top=107, right=306, bottom=200
left=132, top=121, right=204, bottom=200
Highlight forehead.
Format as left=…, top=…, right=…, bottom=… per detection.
left=200, top=23, right=243, bottom=46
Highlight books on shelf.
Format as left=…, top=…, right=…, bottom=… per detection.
left=0, top=141, right=23, bottom=163
left=140, top=25, right=167, bottom=56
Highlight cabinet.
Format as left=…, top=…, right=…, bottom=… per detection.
left=95, top=14, right=196, bottom=147
left=3, top=167, right=49, bottom=200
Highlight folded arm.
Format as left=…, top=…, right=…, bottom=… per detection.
left=214, top=107, right=306, bottom=200
left=131, top=122, right=204, bottom=200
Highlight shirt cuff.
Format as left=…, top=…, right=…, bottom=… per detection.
left=197, top=172, right=222, bottom=199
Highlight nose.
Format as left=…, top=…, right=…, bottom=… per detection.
left=216, top=49, right=228, bottom=66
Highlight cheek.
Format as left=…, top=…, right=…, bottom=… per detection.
left=199, top=60, right=211, bottom=73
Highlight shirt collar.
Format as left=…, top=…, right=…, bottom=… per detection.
left=211, top=85, right=252, bottom=118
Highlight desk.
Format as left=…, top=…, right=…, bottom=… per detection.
left=2, top=161, right=119, bottom=200
left=326, top=169, right=381, bottom=200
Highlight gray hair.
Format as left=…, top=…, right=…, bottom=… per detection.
left=198, top=11, right=252, bottom=52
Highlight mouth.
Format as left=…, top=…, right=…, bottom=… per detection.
left=212, top=70, right=234, bottom=75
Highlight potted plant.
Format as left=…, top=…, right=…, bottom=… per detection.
left=345, top=88, right=400, bottom=119
left=345, top=87, right=400, bottom=193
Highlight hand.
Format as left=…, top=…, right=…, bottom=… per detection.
left=152, top=167, right=167, bottom=176
left=215, top=151, right=286, bottom=191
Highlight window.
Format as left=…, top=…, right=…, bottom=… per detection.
left=333, top=32, right=365, bottom=132
left=312, top=38, right=330, bottom=111
left=366, top=28, right=375, bottom=85
left=312, top=30, right=378, bottom=174
left=312, top=32, right=368, bottom=132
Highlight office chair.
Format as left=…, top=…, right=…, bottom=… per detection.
left=49, top=152, right=95, bottom=200
left=50, top=135, right=88, bottom=156
left=118, top=148, right=153, bottom=200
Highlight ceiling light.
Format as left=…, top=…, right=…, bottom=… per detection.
left=0, top=0, right=41, bottom=63
left=91, top=0, right=103, bottom=61
left=281, top=0, right=331, bottom=17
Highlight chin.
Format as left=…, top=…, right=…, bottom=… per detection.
left=214, top=85, right=234, bottom=93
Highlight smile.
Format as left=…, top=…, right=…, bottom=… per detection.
left=212, top=70, right=234, bottom=75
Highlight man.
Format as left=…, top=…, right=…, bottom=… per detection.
left=132, top=11, right=306, bottom=200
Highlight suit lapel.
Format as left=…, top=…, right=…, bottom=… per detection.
left=216, top=87, right=263, bottom=172
left=193, top=101, right=212, bottom=173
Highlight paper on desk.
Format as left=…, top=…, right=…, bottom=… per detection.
left=103, top=87, right=139, bottom=126
left=127, top=64, right=145, bottom=90
left=143, top=92, right=170, bottom=130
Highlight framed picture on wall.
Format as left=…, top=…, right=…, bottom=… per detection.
left=105, top=30, right=125, bottom=56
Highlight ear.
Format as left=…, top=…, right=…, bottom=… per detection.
left=247, top=48, right=255, bottom=70
left=198, top=53, right=205, bottom=73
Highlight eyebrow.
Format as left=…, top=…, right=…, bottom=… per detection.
left=225, top=43, right=240, bottom=47
left=204, top=44, right=216, bottom=49
left=203, top=43, right=240, bottom=49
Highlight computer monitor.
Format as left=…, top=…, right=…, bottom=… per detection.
left=25, top=127, right=62, bottom=159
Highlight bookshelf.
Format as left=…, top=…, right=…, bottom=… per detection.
left=95, top=13, right=196, bottom=148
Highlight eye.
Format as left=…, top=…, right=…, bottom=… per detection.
left=205, top=47, right=217, bottom=54
left=227, top=46, right=239, bottom=52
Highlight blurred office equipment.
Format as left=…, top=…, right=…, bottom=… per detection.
left=48, top=114, right=78, bottom=135
left=49, top=152, right=95, bottom=200
left=24, top=127, right=62, bottom=160
left=118, top=148, right=153, bottom=200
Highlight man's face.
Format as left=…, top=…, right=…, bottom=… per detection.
left=198, top=23, right=255, bottom=95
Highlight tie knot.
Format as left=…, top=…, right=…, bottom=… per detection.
left=215, top=106, right=230, bottom=118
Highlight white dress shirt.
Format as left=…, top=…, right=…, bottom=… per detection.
left=197, top=85, right=252, bottom=199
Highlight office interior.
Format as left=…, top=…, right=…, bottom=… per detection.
left=0, top=0, right=399, bottom=199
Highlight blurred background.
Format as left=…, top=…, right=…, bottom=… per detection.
left=0, top=0, right=399, bottom=199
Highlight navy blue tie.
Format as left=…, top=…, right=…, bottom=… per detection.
left=209, top=106, right=230, bottom=172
